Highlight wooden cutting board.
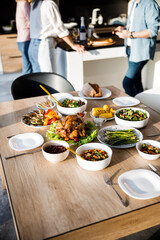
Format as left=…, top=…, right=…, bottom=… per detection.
left=87, top=38, right=115, bottom=47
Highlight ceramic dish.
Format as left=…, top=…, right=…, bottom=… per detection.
left=112, top=96, right=140, bottom=107
left=115, top=107, right=149, bottom=129
left=57, top=96, right=87, bottom=115
left=118, top=169, right=160, bottom=200
left=42, top=140, right=69, bottom=163
left=97, top=125, right=143, bottom=148
left=76, top=142, right=112, bottom=171
left=2, top=26, right=12, bottom=31
left=21, top=110, right=62, bottom=128
left=90, top=111, right=114, bottom=127
left=136, top=140, right=160, bottom=160
left=78, top=88, right=112, bottom=100
left=9, top=133, right=44, bottom=151
left=36, top=99, right=55, bottom=110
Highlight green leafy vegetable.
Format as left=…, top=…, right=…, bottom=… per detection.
left=116, top=109, right=147, bottom=121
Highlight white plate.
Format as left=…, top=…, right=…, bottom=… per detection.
left=97, top=125, right=143, bottom=148
left=78, top=88, right=112, bottom=99
left=9, top=133, right=44, bottom=151
left=48, top=93, right=73, bottom=103
left=118, top=169, right=160, bottom=200
left=112, top=96, right=140, bottom=107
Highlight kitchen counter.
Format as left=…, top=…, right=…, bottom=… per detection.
left=57, top=35, right=124, bottom=51
left=55, top=34, right=160, bottom=91
left=55, top=35, right=125, bottom=90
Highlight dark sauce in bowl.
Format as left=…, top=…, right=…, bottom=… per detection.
left=44, top=145, right=66, bottom=154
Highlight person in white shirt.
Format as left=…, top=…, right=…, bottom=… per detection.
left=28, top=0, right=85, bottom=72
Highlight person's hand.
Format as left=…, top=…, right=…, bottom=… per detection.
left=112, top=26, right=125, bottom=34
left=115, top=30, right=130, bottom=39
left=71, top=43, right=85, bottom=53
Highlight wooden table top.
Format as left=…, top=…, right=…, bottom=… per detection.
left=0, top=86, right=160, bottom=240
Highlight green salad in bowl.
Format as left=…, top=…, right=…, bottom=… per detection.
left=115, top=107, right=149, bottom=129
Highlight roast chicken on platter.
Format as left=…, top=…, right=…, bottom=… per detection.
left=55, top=115, right=86, bottom=141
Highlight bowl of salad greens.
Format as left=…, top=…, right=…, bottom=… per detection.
left=57, top=97, right=87, bottom=115
left=115, top=107, right=149, bottom=129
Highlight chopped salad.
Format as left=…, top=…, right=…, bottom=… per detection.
left=116, top=109, right=147, bottom=121
left=62, top=98, right=85, bottom=108
left=81, top=149, right=108, bottom=161
left=140, top=143, right=160, bottom=155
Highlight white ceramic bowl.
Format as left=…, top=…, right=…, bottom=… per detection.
left=42, top=140, right=69, bottom=163
left=57, top=97, right=87, bottom=115
left=2, top=26, right=12, bottom=31
left=115, top=107, right=149, bottom=129
left=76, top=142, right=112, bottom=171
left=136, top=140, right=160, bottom=160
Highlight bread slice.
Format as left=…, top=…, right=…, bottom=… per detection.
left=82, top=83, right=102, bottom=97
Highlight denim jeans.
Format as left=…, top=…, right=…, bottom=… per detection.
left=28, top=39, right=41, bottom=72
left=17, top=41, right=32, bottom=74
left=123, top=47, right=148, bottom=97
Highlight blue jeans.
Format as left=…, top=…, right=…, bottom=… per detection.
left=28, top=39, right=41, bottom=72
left=17, top=41, right=32, bottom=74
left=123, top=47, right=148, bottom=97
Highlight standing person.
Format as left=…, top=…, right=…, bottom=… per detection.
left=16, top=0, right=32, bottom=74
left=29, top=0, right=85, bottom=72
left=114, top=0, right=159, bottom=97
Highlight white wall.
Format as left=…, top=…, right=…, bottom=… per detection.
left=83, top=57, right=128, bottom=90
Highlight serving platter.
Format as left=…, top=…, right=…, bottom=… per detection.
left=78, top=88, right=112, bottom=100
left=21, top=110, right=62, bottom=128
left=118, top=169, right=160, bottom=200
left=97, top=125, right=143, bottom=148
left=9, top=133, right=44, bottom=151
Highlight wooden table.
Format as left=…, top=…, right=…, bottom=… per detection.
left=0, top=86, right=160, bottom=240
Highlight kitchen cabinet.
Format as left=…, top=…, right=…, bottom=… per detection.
left=0, top=34, right=22, bottom=73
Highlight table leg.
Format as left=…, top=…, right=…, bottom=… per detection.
left=0, top=155, right=6, bottom=190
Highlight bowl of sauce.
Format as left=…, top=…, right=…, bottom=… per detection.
left=42, top=140, right=69, bottom=163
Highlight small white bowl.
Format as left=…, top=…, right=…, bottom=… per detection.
left=57, top=97, right=87, bottom=115
left=115, top=107, right=149, bottom=129
left=90, top=112, right=106, bottom=127
left=136, top=140, right=160, bottom=160
left=2, top=25, right=12, bottom=31
left=42, top=140, right=69, bottom=163
left=76, top=142, right=112, bottom=171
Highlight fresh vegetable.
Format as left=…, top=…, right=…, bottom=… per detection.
left=103, top=129, right=139, bottom=146
left=81, top=149, right=108, bottom=161
left=44, top=109, right=52, bottom=117
left=62, top=98, right=85, bottom=108
left=140, top=143, right=160, bottom=154
left=46, top=121, right=98, bottom=146
left=43, top=109, right=61, bottom=126
left=116, top=109, right=147, bottom=121
left=91, top=105, right=116, bottom=118
left=22, top=109, right=61, bottom=127
left=37, top=99, right=54, bottom=109
left=99, top=113, right=113, bottom=118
